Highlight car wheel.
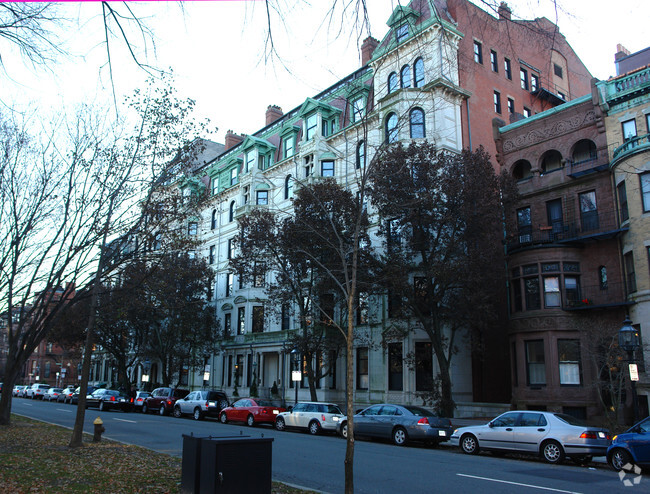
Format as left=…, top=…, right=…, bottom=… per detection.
left=275, top=416, right=285, bottom=431
left=541, top=440, right=565, bottom=464
left=159, top=405, right=167, bottom=416
left=340, top=422, right=348, bottom=439
left=460, top=434, right=479, bottom=455
left=142, top=404, right=148, bottom=414
left=609, top=448, right=634, bottom=472
left=218, top=399, right=228, bottom=411
left=193, top=408, right=203, bottom=421
left=99, top=401, right=105, bottom=411
left=392, top=427, right=408, bottom=446
left=220, top=412, right=228, bottom=424
left=246, top=414, right=255, bottom=427
left=308, top=420, right=321, bottom=435
left=173, top=406, right=182, bottom=418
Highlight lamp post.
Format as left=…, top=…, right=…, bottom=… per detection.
left=290, top=348, right=300, bottom=406
left=618, top=316, right=640, bottom=423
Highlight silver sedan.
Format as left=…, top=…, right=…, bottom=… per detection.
left=450, top=411, right=611, bottom=464
left=337, top=404, right=453, bottom=446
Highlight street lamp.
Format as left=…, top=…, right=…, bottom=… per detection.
left=290, top=348, right=300, bottom=406
left=618, top=316, right=640, bottom=423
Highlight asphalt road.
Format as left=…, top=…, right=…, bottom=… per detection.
left=11, top=398, right=645, bottom=493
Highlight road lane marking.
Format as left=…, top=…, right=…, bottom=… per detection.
left=456, top=474, right=583, bottom=494
left=113, top=418, right=137, bottom=423
left=55, top=408, right=73, bottom=412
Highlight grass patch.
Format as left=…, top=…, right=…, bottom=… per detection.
left=1, top=414, right=313, bottom=493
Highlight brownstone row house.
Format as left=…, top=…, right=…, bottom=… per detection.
left=495, top=45, right=650, bottom=421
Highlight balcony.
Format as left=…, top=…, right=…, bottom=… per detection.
left=611, top=134, right=650, bottom=166
left=508, top=208, right=627, bottom=253
left=234, top=203, right=268, bottom=219
left=563, top=281, right=632, bottom=311
left=565, top=156, right=609, bottom=178
left=603, top=66, right=650, bottom=105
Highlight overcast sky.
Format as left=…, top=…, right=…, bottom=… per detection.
left=3, top=0, right=647, bottom=142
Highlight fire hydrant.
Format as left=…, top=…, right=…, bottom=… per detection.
left=93, top=417, right=105, bottom=442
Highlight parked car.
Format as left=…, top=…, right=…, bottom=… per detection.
left=70, top=385, right=100, bottom=405
left=607, top=415, right=650, bottom=471
left=219, top=398, right=285, bottom=426
left=143, top=387, right=189, bottom=415
left=173, top=390, right=229, bottom=420
left=43, top=388, right=64, bottom=402
left=275, top=401, right=344, bottom=435
left=27, top=383, right=51, bottom=399
left=86, top=388, right=134, bottom=412
left=13, top=385, right=27, bottom=397
left=133, top=391, right=151, bottom=412
left=451, top=411, right=611, bottom=464
left=336, top=404, right=453, bottom=447
left=57, top=386, right=76, bottom=403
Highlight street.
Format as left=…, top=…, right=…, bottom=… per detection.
left=11, top=398, right=644, bottom=493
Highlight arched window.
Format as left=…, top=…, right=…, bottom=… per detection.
left=409, top=108, right=425, bottom=138
left=229, top=201, right=235, bottom=222
left=401, top=65, right=411, bottom=88
left=284, top=175, right=293, bottom=200
left=414, top=58, right=424, bottom=88
left=388, top=72, right=398, bottom=94
left=571, top=139, right=597, bottom=163
left=356, top=141, right=366, bottom=169
left=385, top=113, right=398, bottom=144
left=211, top=209, right=217, bottom=230
left=512, top=160, right=532, bottom=181
left=540, top=150, right=563, bottom=174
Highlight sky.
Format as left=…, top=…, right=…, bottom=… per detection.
left=2, top=0, right=647, bottom=143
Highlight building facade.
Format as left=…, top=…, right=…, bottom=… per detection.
left=106, top=0, right=593, bottom=416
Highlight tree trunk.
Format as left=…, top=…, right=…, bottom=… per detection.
left=344, top=293, right=355, bottom=494
left=0, top=366, right=19, bottom=426
left=305, top=351, right=319, bottom=401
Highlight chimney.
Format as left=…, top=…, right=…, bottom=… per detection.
left=361, top=36, right=379, bottom=66
left=265, top=105, right=283, bottom=126
left=615, top=43, right=631, bottom=61
left=224, top=130, right=243, bottom=151
left=498, top=2, right=512, bottom=20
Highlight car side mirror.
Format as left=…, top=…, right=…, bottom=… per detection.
left=488, top=421, right=494, bottom=428
left=287, top=406, right=293, bottom=412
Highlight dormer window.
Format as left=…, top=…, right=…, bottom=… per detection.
left=245, top=150, right=255, bottom=173
left=283, top=136, right=294, bottom=158
left=396, top=24, right=408, bottom=43
left=351, top=97, right=365, bottom=123
left=322, top=117, right=337, bottom=137
left=305, top=113, right=318, bottom=140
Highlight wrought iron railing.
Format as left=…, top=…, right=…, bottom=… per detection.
left=611, top=134, right=650, bottom=161
left=563, top=281, right=628, bottom=309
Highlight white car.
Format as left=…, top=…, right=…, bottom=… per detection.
left=26, top=383, right=51, bottom=399
left=275, top=401, right=344, bottom=435
left=450, top=411, right=611, bottom=464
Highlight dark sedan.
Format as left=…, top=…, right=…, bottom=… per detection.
left=337, top=404, right=453, bottom=446
left=607, top=415, right=650, bottom=471
left=86, top=388, right=134, bottom=412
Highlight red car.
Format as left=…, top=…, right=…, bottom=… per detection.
left=219, top=398, right=286, bottom=427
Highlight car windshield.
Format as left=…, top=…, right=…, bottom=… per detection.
left=403, top=406, right=434, bottom=417
left=554, top=413, right=587, bottom=427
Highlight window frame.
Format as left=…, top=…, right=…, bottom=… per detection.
left=473, top=40, right=483, bottom=64
left=305, top=113, right=318, bottom=140
left=520, top=67, right=529, bottom=90
left=531, top=73, right=539, bottom=92
left=321, top=160, right=335, bottom=177
left=356, top=140, right=366, bottom=169
left=211, top=209, right=217, bottom=230
left=490, top=50, right=498, bottom=72
left=525, top=340, right=546, bottom=386
left=237, top=307, right=246, bottom=335
left=388, top=72, right=398, bottom=94
left=385, top=112, right=398, bottom=144
left=414, top=58, right=424, bottom=88
left=409, top=107, right=425, bottom=138
left=640, top=172, right=650, bottom=213
left=504, top=57, right=512, bottom=80
left=622, top=119, right=637, bottom=140
left=356, top=347, right=369, bottom=390
left=283, top=135, right=295, bottom=158
left=225, top=272, right=233, bottom=297
left=558, top=339, right=581, bottom=386
left=351, top=96, right=365, bottom=123
left=624, top=251, right=636, bottom=293
left=252, top=306, right=264, bottom=333
left=284, top=175, right=293, bottom=200
left=209, top=245, right=215, bottom=265
left=507, top=97, right=515, bottom=115
left=188, top=221, right=198, bottom=236
left=256, top=189, right=269, bottom=205
left=617, top=181, right=629, bottom=222
left=400, top=64, right=411, bottom=88
left=388, top=342, right=403, bottom=391
left=493, top=90, right=502, bottom=114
